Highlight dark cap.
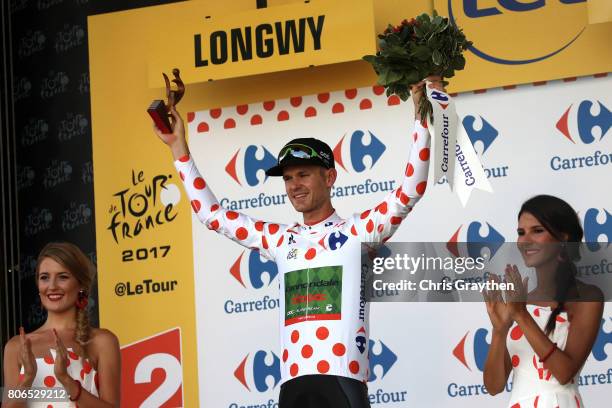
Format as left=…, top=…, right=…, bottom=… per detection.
left=266, top=138, right=335, bottom=177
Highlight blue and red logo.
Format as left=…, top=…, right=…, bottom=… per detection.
left=556, top=100, right=611, bottom=145
left=584, top=208, right=612, bottom=251
left=226, top=145, right=277, bottom=187
left=463, top=115, right=499, bottom=155
left=234, top=350, right=281, bottom=392
left=368, top=339, right=398, bottom=381
left=592, top=317, right=612, bottom=362
left=333, top=130, right=386, bottom=173
left=230, top=250, right=278, bottom=289
left=447, top=221, right=506, bottom=260
left=453, top=327, right=490, bottom=372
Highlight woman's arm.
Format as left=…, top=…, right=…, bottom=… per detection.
left=57, top=329, right=121, bottom=407
left=513, top=300, right=603, bottom=385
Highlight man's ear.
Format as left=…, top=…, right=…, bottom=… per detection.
left=326, top=168, right=337, bottom=188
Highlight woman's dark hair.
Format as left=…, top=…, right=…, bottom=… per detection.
left=518, top=195, right=583, bottom=334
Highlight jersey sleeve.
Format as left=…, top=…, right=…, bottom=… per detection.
left=350, top=119, right=431, bottom=243
left=174, top=155, right=285, bottom=261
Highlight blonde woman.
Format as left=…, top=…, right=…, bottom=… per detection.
left=3, top=242, right=120, bottom=407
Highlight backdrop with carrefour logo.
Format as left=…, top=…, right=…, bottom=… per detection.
left=87, top=0, right=611, bottom=406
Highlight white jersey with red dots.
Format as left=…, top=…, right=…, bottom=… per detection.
left=19, top=348, right=99, bottom=407
left=506, top=304, right=583, bottom=407
left=175, top=120, right=431, bottom=385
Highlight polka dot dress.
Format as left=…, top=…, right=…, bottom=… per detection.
left=506, top=305, right=583, bottom=408
left=19, top=348, right=99, bottom=407
left=175, top=120, right=431, bottom=384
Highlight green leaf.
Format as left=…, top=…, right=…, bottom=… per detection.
left=452, top=55, right=466, bottom=70
left=432, top=49, right=443, bottom=66
left=411, top=45, right=431, bottom=61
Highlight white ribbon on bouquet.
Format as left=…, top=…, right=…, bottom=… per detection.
left=426, top=83, right=492, bottom=206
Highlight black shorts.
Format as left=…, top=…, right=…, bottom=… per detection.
left=279, top=374, right=371, bottom=408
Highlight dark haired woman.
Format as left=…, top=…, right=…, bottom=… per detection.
left=483, top=195, right=604, bottom=407
left=3, top=242, right=120, bottom=407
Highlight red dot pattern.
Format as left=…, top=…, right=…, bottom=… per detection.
left=197, top=122, right=209, bottom=133
left=290, top=363, right=299, bottom=377
left=317, top=360, right=330, bottom=373
left=510, top=325, right=524, bottom=340
left=406, top=164, right=414, bottom=177
left=277, top=111, right=290, bottom=121
left=345, top=89, right=357, bottom=99
left=236, top=227, right=248, bottom=240
left=224, top=118, right=236, bottom=129
left=191, top=200, right=201, bottom=213
left=419, top=148, right=430, bottom=161
left=359, top=99, right=372, bottom=110
left=226, top=211, right=239, bottom=220
left=251, top=115, right=263, bottom=125
left=305, top=107, right=317, bottom=117
left=283, top=349, right=289, bottom=362
left=349, top=361, right=360, bottom=374
left=193, top=177, right=206, bottom=190
left=305, top=248, right=317, bottom=260
left=511, top=355, right=520, bottom=367
left=301, top=345, right=313, bottom=358
left=316, top=327, right=329, bottom=340
left=291, top=330, right=300, bottom=343
left=416, top=182, right=427, bottom=195
left=210, top=108, right=222, bottom=119
left=332, top=103, right=344, bottom=114
left=333, top=343, right=346, bottom=356
left=237, top=105, right=248, bottom=115
left=44, top=376, right=56, bottom=387
left=290, top=96, right=302, bottom=107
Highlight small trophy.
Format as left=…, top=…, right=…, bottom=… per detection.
left=147, top=68, right=185, bottom=134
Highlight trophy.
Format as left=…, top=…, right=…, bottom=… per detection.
left=147, top=68, right=185, bottom=134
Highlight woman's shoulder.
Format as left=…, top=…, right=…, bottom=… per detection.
left=89, top=328, right=120, bottom=349
left=575, top=280, right=605, bottom=302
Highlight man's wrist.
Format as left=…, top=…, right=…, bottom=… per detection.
left=170, top=140, right=189, bottom=161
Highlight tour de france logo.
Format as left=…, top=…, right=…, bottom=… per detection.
left=107, top=169, right=180, bottom=244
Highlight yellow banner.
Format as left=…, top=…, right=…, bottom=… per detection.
left=435, top=0, right=612, bottom=90
left=588, top=0, right=612, bottom=24
left=147, top=0, right=376, bottom=86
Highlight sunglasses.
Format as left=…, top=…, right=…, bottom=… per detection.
left=278, top=143, right=322, bottom=163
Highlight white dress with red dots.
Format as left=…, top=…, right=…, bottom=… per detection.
left=19, top=348, right=98, bottom=407
left=176, top=120, right=431, bottom=385
left=506, top=304, right=583, bottom=408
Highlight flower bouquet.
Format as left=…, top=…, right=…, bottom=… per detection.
left=363, top=11, right=472, bottom=121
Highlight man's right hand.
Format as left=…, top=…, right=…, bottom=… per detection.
left=153, top=107, right=190, bottom=160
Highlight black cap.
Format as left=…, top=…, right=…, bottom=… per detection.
left=266, top=138, right=335, bottom=177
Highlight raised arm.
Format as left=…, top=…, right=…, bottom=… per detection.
left=153, top=108, right=284, bottom=261
left=352, top=80, right=438, bottom=243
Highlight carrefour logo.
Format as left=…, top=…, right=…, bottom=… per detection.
left=447, top=221, right=505, bottom=260
left=584, top=208, right=612, bottom=251
left=550, top=100, right=611, bottom=171
left=449, top=0, right=587, bottom=65
left=452, top=328, right=490, bottom=372
left=333, top=130, right=386, bottom=173
left=234, top=350, right=281, bottom=393
left=226, top=145, right=277, bottom=186
left=368, top=339, right=397, bottom=381
left=230, top=250, right=278, bottom=289
left=224, top=251, right=280, bottom=315
left=556, top=100, right=611, bottom=145
left=592, top=317, right=612, bottom=362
